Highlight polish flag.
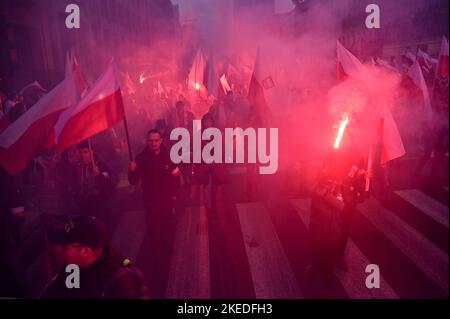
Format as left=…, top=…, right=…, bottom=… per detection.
left=157, top=81, right=165, bottom=96
left=336, top=41, right=366, bottom=80
left=380, top=105, right=406, bottom=164
left=220, top=74, right=232, bottom=94
left=405, top=60, right=433, bottom=121
left=54, top=60, right=125, bottom=151
left=122, top=72, right=137, bottom=95
left=188, top=49, right=207, bottom=92
left=436, top=36, right=449, bottom=78
left=375, top=58, right=401, bottom=75
left=204, top=52, right=219, bottom=98
left=417, top=49, right=438, bottom=70
left=0, top=75, right=78, bottom=175
left=404, top=51, right=417, bottom=65
left=65, top=51, right=88, bottom=96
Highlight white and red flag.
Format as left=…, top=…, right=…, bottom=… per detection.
left=405, top=60, right=433, bottom=121
left=404, top=50, right=417, bottom=65
left=0, top=75, right=78, bottom=175
left=375, top=58, right=401, bottom=75
left=219, top=74, right=232, bottom=94
left=379, top=105, right=406, bottom=164
left=65, top=51, right=88, bottom=96
left=417, top=49, right=438, bottom=72
left=188, top=49, right=207, bottom=93
left=54, top=60, right=125, bottom=151
left=157, top=81, right=165, bottom=96
left=122, top=72, right=137, bottom=95
left=336, top=41, right=366, bottom=80
left=248, top=48, right=274, bottom=125
left=436, top=36, right=449, bottom=78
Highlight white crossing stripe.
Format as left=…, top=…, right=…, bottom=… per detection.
left=290, top=198, right=399, bottom=299
left=236, top=202, right=303, bottom=299
left=166, top=206, right=210, bottom=299
left=111, top=210, right=146, bottom=261
left=359, top=198, right=449, bottom=294
left=395, top=189, right=449, bottom=228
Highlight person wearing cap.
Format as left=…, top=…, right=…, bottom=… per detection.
left=128, top=128, right=180, bottom=298
left=40, top=215, right=149, bottom=299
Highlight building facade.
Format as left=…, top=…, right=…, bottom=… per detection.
left=0, top=0, right=178, bottom=92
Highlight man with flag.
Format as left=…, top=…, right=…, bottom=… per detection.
left=0, top=73, right=79, bottom=176
left=307, top=44, right=407, bottom=289
left=68, top=140, right=114, bottom=222
left=50, top=60, right=126, bottom=223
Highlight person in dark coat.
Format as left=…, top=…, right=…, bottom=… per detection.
left=40, top=215, right=149, bottom=299
left=73, top=141, right=114, bottom=222
left=307, top=144, right=368, bottom=290
left=128, top=129, right=180, bottom=298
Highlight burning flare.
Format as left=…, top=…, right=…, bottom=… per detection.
left=139, top=73, right=146, bottom=84
left=195, top=82, right=200, bottom=91
left=334, top=114, right=349, bottom=149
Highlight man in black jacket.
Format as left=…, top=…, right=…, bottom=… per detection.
left=74, top=141, right=114, bottom=222
left=128, top=129, right=180, bottom=298
left=41, top=215, right=149, bottom=299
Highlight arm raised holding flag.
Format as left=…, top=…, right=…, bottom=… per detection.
left=53, top=59, right=132, bottom=160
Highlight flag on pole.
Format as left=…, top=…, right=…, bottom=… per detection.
left=374, top=58, right=401, bottom=76
left=219, top=74, right=232, bottom=94
left=248, top=48, right=273, bottom=125
left=436, top=36, right=449, bottom=78
left=157, top=81, right=165, bottom=96
left=54, top=60, right=125, bottom=151
left=380, top=105, right=406, bottom=164
left=404, top=50, right=417, bottom=65
left=0, top=75, right=78, bottom=175
left=65, top=51, right=88, bottom=96
left=188, top=49, right=207, bottom=93
left=123, top=72, right=137, bottom=95
left=336, top=41, right=366, bottom=80
left=20, top=81, right=46, bottom=95
left=417, top=49, right=438, bottom=73
left=405, top=60, right=433, bottom=121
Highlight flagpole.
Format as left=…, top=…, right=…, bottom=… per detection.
left=122, top=114, right=133, bottom=161
left=365, top=145, right=374, bottom=192
left=87, top=137, right=95, bottom=167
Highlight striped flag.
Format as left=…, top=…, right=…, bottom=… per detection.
left=0, top=75, right=78, bottom=175
left=54, top=60, right=125, bottom=151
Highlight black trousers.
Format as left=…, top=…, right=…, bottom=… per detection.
left=336, top=204, right=357, bottom=260
left=143, top=202, right=176, bottom=298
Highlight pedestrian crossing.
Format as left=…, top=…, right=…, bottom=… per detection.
left=166, top=206, right=210, bottom=299
left=11, top=187, right=450, bottom=299
left=359, top=197, right=449, bottom=294
left=236, top=202, right=303, bottom=299
left=394, top=189, right=449, bottom=228
left=290, top=198, right=399, bottom=299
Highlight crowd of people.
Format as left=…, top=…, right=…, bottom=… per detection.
left=0, top=60, right=448, bottom=298
left=0, top=79, right=257, bottom=298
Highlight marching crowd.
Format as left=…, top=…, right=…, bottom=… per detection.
left=0, top=58, right=448, bottom=298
